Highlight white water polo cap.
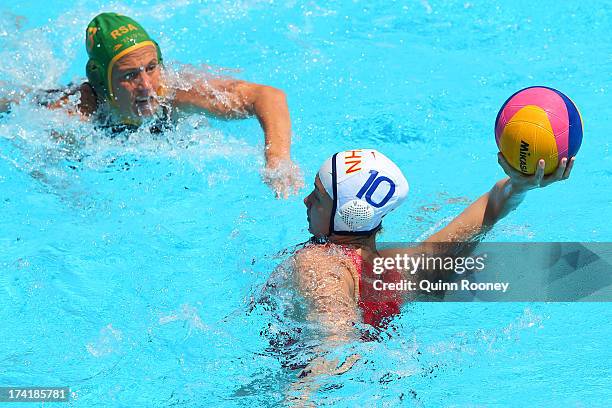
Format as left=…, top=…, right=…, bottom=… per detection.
left=317, top=149, right=409, bottom=235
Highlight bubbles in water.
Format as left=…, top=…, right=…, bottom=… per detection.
left=86, top=323, right=123, bottom=357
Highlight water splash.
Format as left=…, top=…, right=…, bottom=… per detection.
left=159, top=303, right=210, bottom=337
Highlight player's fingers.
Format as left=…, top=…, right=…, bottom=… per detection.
left=563, top=157, right=575, bottom=179
left=533, top=159, right=545, bottom=186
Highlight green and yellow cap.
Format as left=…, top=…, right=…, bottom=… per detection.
left=85, top=12, right=163, bottom=100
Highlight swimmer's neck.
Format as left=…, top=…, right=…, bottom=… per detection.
left=327, top=233, right=377, bottom=254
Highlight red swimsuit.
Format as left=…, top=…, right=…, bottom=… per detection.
left=342, top=246, right=404, bottom=328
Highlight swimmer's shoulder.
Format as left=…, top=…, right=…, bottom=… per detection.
left=76, top=82, right=97, bottom=116
left=1, top=81, right=98, bottom=121
left=293, top=243, right=358, bottom=276
left=37, top=81, right=97, bottom=117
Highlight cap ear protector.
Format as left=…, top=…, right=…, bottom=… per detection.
left=86, top=41, right=163, bottom=101
left=85, top=58, right=105, bottom=99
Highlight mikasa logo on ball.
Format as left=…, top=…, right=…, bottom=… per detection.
left=519, top=140, right=531, bottom=173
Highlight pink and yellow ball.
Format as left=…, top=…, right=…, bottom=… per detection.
left=495, top=86, right=583, bottom=175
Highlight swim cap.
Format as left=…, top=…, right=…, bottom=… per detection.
left=317, top=149, right=409, bottom=235
left=85, top=12, right=163, bottom=100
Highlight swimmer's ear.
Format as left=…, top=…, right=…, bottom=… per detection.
left=85, top=59, right=107, bottom=101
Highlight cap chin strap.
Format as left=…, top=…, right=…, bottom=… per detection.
left=328, top=152, right=339, bottom=236
left=309, top=235, right=330, bottom=245
left=328, top=223, right=382, bottom=238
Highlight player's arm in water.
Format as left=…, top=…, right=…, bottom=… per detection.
left=43, top=83, right=97, bottom=116
left=0, top=81, right=97, bottom=117
left=0, top=97, right=13, bottom=113
left=0, top=83, right=17, bottom=113
left=286, top=247, right=361, bottom=406
left=172, top=78, right=303, bottom=198
left=0, top=81, right=29, bottom=113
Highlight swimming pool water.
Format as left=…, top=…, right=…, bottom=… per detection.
left=1, top=1, right=611, bottom=406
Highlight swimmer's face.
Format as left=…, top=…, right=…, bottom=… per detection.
left=303, top=175, right=333, bottom=237
left=110, top=45, right=162, bottom=120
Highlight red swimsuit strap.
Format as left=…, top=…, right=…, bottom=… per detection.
left=338, top=245, right=363, bottom=277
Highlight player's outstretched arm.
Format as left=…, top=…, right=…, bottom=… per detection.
left=425, top=154, right=575, bottom=245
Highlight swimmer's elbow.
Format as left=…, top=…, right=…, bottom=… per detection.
left=266, top=86, right=287, bottom=101
left=254, top=85, right=287, bottom=109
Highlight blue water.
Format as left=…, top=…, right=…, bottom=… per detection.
left=1, top=1, right=611, bottom=406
